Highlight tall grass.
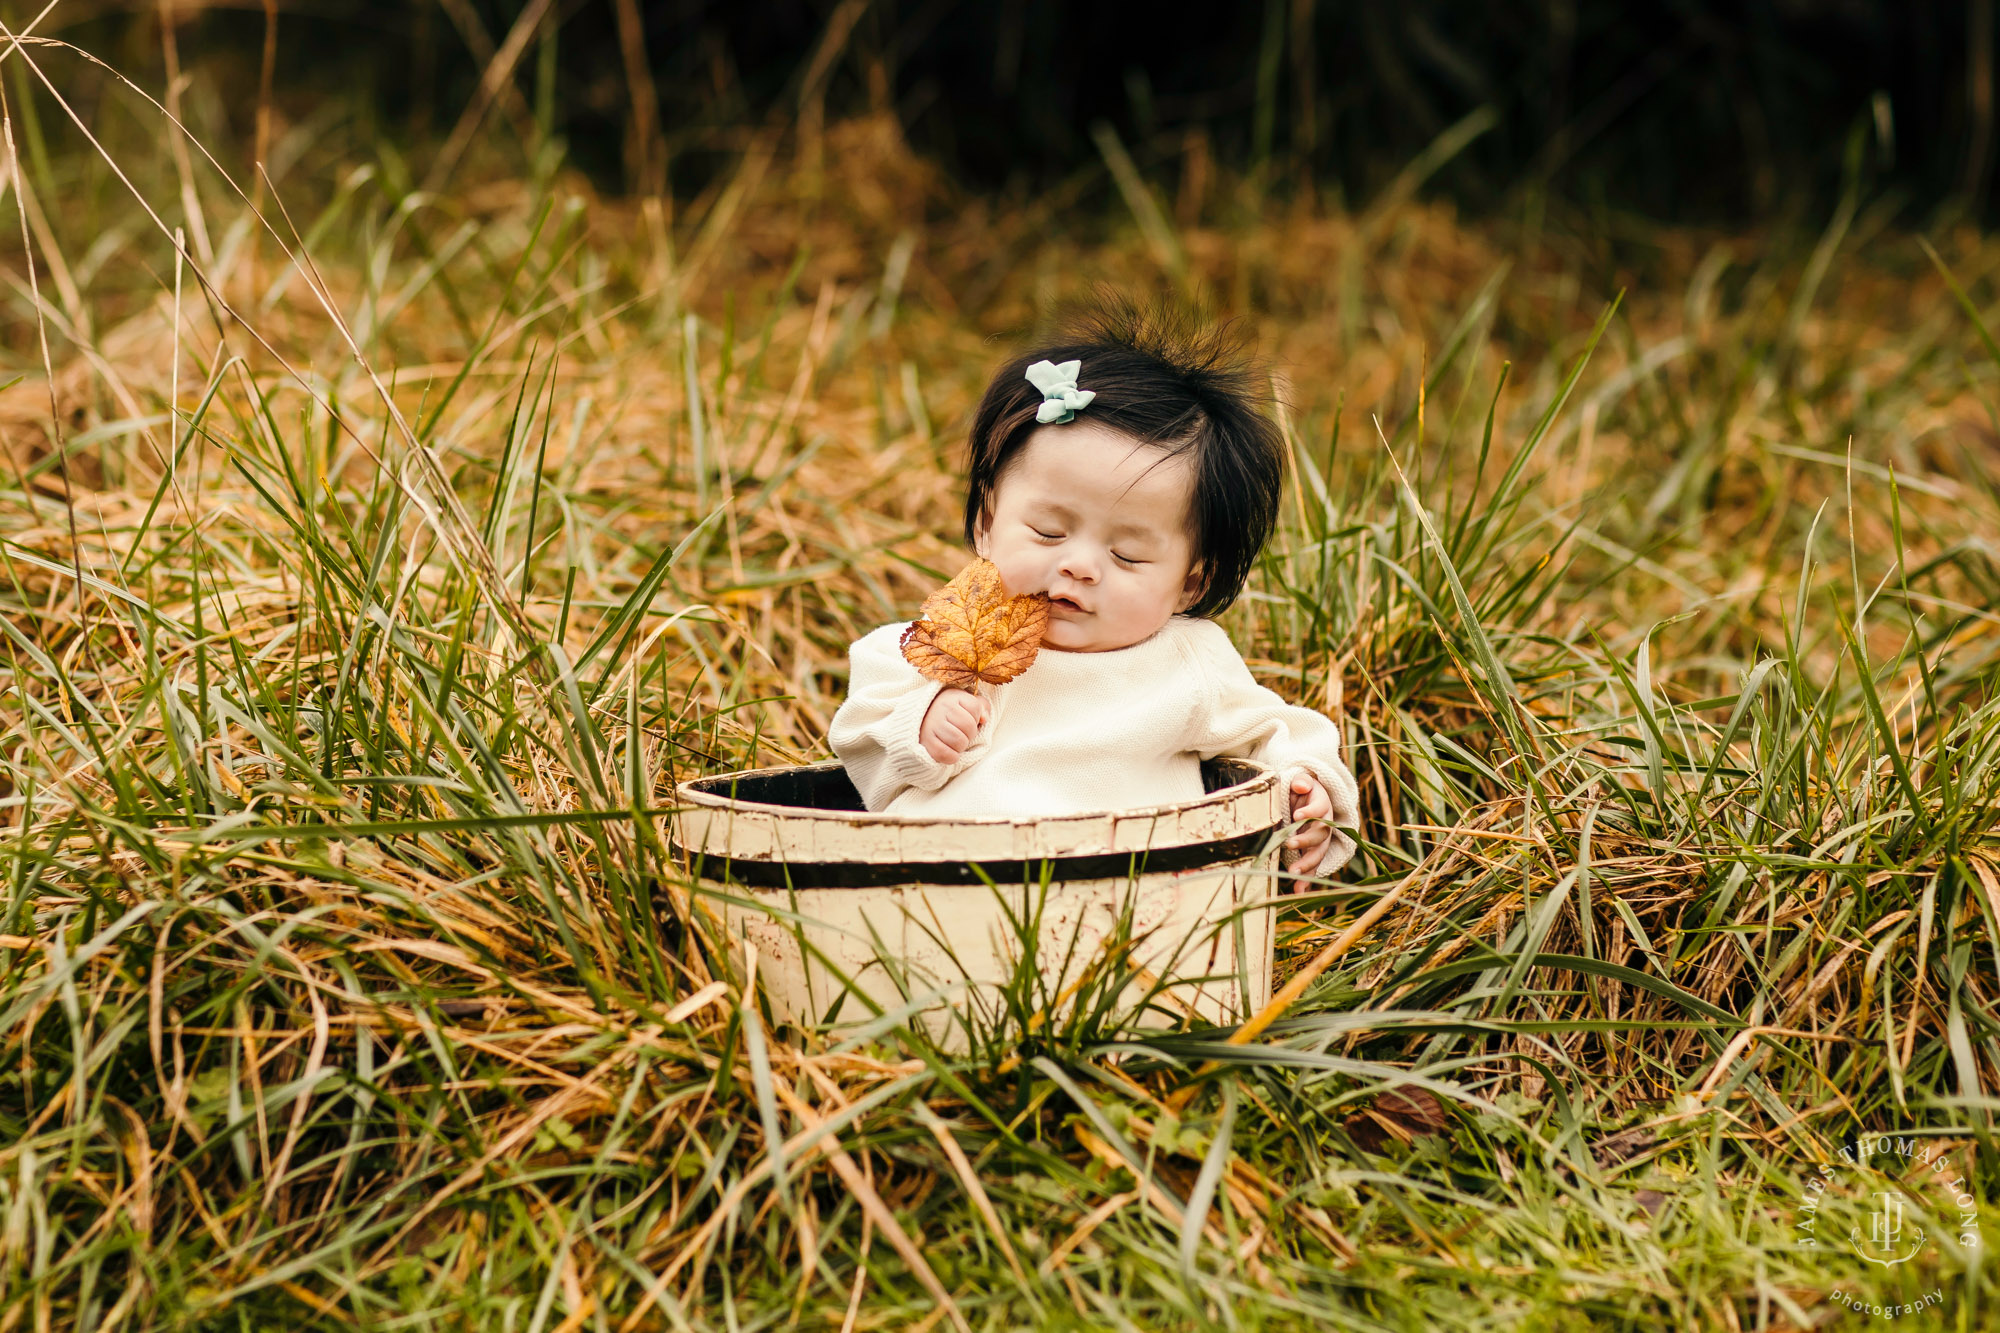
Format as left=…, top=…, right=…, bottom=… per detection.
left=0, top=21, right=1997, bottom=1332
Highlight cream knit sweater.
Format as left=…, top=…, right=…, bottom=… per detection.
left=828, top=615, right=1361, bottom=872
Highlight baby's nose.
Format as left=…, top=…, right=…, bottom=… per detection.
left=1059, top=550, right=1099, bottom=582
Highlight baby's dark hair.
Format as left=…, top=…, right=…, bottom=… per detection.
left=961, top=299, right=1285, bottom=621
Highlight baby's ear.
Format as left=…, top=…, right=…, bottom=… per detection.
left=971, top=508, right=991, bottom=558
left=1177, top=560, right=1207, bottom=611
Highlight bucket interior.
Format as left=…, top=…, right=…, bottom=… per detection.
left=686, top=755, right=1266, bottom=813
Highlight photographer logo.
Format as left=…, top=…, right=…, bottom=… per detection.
left=1794, top=1132, right=1979, bottom=1320
left=1853, top=1189, right=1923, bottom=1266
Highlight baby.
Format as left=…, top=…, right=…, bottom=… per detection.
left=828, top=307, right=1360, bottom=888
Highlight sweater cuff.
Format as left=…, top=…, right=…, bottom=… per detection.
left=1275, top=756, right=1361, bottom=874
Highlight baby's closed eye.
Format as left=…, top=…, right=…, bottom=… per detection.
left=1028, top=526, right=1146, bottom=564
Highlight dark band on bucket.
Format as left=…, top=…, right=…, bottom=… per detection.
left=669, top=829, right=1280, bottom=889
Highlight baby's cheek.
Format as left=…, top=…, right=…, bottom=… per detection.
left=995, top=551, right=1044, bottom=596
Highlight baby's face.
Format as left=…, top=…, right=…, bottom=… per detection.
left=973, top=421, right=1204, bottom=653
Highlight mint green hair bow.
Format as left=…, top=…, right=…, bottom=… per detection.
left=1025, top=358, right=1096, bottom=424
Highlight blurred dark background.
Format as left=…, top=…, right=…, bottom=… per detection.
left=21, top=0, right=2000, bottom=225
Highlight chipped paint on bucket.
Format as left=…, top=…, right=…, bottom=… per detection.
left=669, top=757, right=1288, bottom=1044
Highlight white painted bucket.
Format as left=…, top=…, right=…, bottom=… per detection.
left=669, top=757, right=1288, bottom=1045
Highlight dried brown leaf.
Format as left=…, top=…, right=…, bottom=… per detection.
left=1589, top=1126, right=1658, bottom=1170
left=899, top=556, right=1049, bottom=688
left=1343, top=1086, right=1451, bottom=1153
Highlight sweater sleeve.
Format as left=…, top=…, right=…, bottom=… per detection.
left=827, top=622, right=995, bottom=813
left=1185, top=624, right=1362, bottom=874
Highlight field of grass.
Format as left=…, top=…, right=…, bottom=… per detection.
left=3, top=23, right=2000, bottom=1332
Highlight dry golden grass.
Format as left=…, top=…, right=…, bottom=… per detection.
left=1, top=29, right=1998, bottom=1325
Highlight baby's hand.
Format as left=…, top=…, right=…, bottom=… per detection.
left=919, top=688, right=990, bottom=765
left=1285, top=772, right=1335, bottom=891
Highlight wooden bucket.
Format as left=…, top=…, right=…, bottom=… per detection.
left=669, top=757, right=1289, bottom=1046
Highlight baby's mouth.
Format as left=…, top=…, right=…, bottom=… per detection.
left=1048, top=595, right=1085, bottom=613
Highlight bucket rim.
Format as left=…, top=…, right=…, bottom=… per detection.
left=670, top=755, right=1282, bottom=826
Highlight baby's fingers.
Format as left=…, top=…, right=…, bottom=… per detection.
left=1285, top=822, right=1329, bottom=851
left=1288, top=844, right=1328, bottom=890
